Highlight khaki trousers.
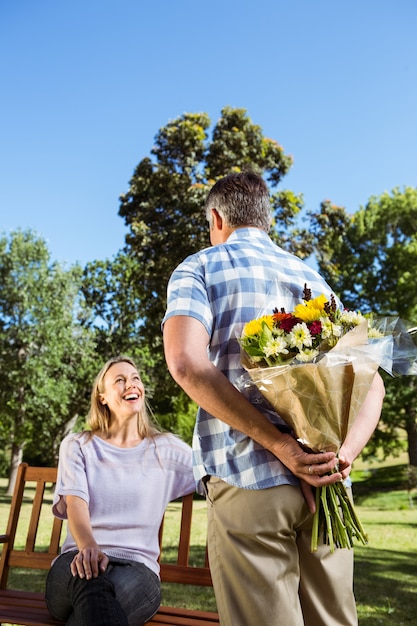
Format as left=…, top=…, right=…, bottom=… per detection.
left=206, top=477, right=357, bottom=626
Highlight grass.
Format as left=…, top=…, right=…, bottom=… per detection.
left=354, top=515, right=416, bottom=625
left=350, top=453, right=417, bottom=625
left=1, top=454, right=416, bottom=625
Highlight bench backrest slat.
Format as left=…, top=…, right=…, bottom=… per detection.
left=25, top=480, right=46, bottom=551
left=49, top=516, right=64, bottom=555
left=177, top=490, right=193, bottom=566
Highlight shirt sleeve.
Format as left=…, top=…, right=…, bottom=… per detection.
left=162, top=255, right=213, bottom=336
left=52, top=433, right=90, bottom=519
left=157, top=435, right=196, bottom=501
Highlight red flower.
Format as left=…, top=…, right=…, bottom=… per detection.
left=279, top=316, right=302, bottom=332
left=272, top=311, right=292, bottom=324
left=309, top=320, right=322, bottom=336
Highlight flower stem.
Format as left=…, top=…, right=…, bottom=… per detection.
left=311, top=486, right=321, bottom=552
left=310, top=477, right=368, bottom=553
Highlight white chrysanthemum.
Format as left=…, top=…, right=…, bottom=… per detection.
left=263, top=337, right=289, bottom=358
left=320, top=317, right=343, bottom=344
left=340, top=310, right=365, bottom=326
left=295, top=348, right=320, bottom=362
left=289, top=323, right=312, bottom=349
left=320, top=318, right=332, bottom=338
left=272, top=327, right=286, bottom=338
left=332, top=323, right=343, bottom=337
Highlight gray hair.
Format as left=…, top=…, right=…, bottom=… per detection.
left=205, top=171, right=271, bottom=232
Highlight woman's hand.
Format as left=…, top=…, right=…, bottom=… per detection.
left=70, top=546, right=109, bottom=579
left=66, top=495, right=108, bottom=579
left=337, top=447, right=353, bottom=481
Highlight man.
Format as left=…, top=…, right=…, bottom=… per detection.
left=162, top=171, right=384, bottom=626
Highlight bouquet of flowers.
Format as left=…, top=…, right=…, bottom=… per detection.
left=238, top=284, right=416, bottom=552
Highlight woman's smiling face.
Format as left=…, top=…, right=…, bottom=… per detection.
left=99, top=361, right=145, bottom=418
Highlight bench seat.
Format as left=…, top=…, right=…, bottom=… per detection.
left=0, top=589, right=219, bottom=625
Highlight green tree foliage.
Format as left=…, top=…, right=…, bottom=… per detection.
left=309, top=187, right=417, bottom=464
left=0, top=230, right=96, bottom=489
left=118, top=107, right=308, bottom=426
left=81, top=253, right=157, bottom=399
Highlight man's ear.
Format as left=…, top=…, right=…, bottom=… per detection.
left=211, top=208, right=224, bottom=230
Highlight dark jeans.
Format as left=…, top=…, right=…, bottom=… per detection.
left=46, top=551, right=160, bottom=626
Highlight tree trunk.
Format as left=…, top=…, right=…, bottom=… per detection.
left=6, top=442, right=23, bottom=495
left=406, top=409, right=417, bottom=467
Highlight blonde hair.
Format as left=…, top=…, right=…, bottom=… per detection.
left=87, top=355, right=163, bottom=439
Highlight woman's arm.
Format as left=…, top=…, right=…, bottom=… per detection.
left=338, top=372, right=385, bottom=479
left=66, top=495, right=109, bottom=579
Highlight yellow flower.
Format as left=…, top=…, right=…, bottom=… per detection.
left=293, top=294, right=328, bottom=322
left=243, top=315, right=274, bottom=337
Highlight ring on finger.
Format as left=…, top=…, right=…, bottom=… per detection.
left=308, top=465, right=313, bottom=474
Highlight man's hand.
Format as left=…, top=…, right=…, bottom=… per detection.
left=270, top=433, right=343, bottom=514
left=271, top=431, right=340, bottom=483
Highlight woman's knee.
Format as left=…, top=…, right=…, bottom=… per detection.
left=45, top=551, right=78, bottom=619
left=107, top=561, right=161, bottom=625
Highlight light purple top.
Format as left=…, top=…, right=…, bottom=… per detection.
left=52, top=432, right=196, bottom=576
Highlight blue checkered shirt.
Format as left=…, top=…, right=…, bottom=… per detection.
left=163, top=228, right=337, bottom=490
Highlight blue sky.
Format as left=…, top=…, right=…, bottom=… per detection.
left=1, top=0, right=416, bottom=267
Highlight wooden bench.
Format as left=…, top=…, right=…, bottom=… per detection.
left=0, top=463, right=219, bottom=626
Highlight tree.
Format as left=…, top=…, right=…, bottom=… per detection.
left=309, top=187, right=417, bottom=464
left=0, top=230, right=96, bottom=490
left=118, top=107, right=308, bottom=423
left=81, top=252, right=157, bottom=397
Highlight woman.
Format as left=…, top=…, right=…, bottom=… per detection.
left=46, top=356, right=196, bottom=626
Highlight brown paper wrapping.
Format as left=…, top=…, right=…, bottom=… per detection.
left=243, top=321, right=380, bottom=453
